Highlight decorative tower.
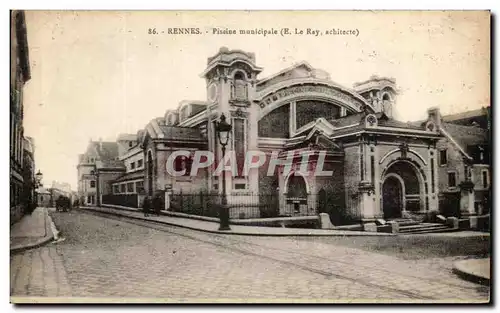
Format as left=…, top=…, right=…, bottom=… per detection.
left=200, top=47, right=264, bottom=204
left=353, top=76, right=398, bottom=118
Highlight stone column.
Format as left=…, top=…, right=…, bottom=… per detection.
left=358, top=180, right=376, bottom=222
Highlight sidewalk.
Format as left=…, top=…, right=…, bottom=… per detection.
left=82, top=205, right=394, bottom=237
left=10, top=207, right=55, bottom=253
left=453, top=258, right=491, bottom=286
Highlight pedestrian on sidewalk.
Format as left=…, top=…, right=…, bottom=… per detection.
left=153, top=193, right=163, bottom=217
left=143, top=196, right=151, bottom=217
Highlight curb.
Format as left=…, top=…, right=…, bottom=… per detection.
left=10, top=211, right=55, bottom=254
left=452, top=259, right=490, bottom=286
left=81, top=207, right=394, bottom=237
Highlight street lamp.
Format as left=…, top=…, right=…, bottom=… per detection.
left=214, top=113, right=232, bottom=231
left=35, top=170, right=43, bottom=187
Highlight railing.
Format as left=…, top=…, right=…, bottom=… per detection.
left=170, top=192, right=221, bottom=218
left=169, top=192, right=322, bottom=219
left=102, top=194, right=140, bottom=208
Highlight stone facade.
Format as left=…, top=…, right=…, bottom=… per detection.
left=433, top=108, right=491, bottom=217
left=77, top=140, right=124, bottom=206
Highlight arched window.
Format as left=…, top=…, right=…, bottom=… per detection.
left=381, top=93, right=393, bottom=117
left=174, top=155, right=193, bottom=176
left=232, top=72, right=248, bottom=100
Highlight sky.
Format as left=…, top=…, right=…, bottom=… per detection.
left=22, top=11, right=490, bottom=190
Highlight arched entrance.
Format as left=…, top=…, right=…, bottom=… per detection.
left=286, top=173, right=308, bottom=198
left=382, top=175, right=404, bottom=219
left=147, top=151, right=154, bottom=197
left=381, top=160, right=423, bottom=219
left=284, top=172, right=309, bottom=215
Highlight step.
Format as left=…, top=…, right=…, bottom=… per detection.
left=399, top=226, right=451, bottom=234
left=401, top=227, right=458, bottom=234
left=398, top=221, right=421, bottom=227
left=388, top=219, right=420, bottom=226
left=399, top=223, right=444, bottom=230
left=399, top=224, right=449, bottom=230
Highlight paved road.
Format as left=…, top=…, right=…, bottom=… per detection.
left=10, top=209, right=490, bottom=303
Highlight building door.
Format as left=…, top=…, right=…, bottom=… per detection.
left=382, top=176, right=403, bottom=219
left=286, top=173, right=308, bottom=215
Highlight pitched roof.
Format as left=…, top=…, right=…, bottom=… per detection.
left=441, top=122, right=489, bottom=148
left=328, top=113, right=364, bottom=128
left=112, top=171, right=144, bottom=183
left=99, top=160, right=126, bottom=170
left=378, top=118, right=424, bottom=130
left=442, top=107, right=489, bottom=122
left=92, top=141, right=120, bottom=161
left=158, top=125, right=206, bottom=141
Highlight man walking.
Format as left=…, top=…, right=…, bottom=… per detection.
left=153, top=193, right=162, bottom=217
left=143, top=196, right=151, bottom=217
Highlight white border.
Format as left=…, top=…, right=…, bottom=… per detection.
left=3, top=2, right=497, bottom=313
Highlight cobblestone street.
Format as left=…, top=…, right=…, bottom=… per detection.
left=10, top=209, right=490, bottom=303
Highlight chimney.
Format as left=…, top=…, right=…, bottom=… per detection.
left=99, top=137, right=103, bottom=150
left=427, top=107, right=442, bottom=128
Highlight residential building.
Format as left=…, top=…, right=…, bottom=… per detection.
left=10, top=10, right=31, bottom=223
left=77, top=140, right=124, bottom=206
left=22, top=136, right=36, bottom=214
left=106, top=133, right=147, bottom=207
left=434, top=108, right=491, bottom=216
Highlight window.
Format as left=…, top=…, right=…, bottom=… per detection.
left=174, top=155, right=192, bottom=176
left=120, top=184, right=126, bottom=193
left=235, top=183, right=246, bottom=190
left=137, top=159, right=143, bottom=168
left=180, top=106, right=189, bottom=121
left=136, top=181, right=144, bottom=194
left=232, top=72, right=248, bottom=100
left=130, top=162, right=136, bottom=170
left=439, top=150, right=447, bottom=166
left=129, top=141, right=133, bottom=148
left=127, top=183, right=134, bottom=193
left=448, top=172, right=457, bottom=188
left=113, top=185, right=119, bottom=194
left=482, top=171, right=489, bottom=188
left=90, top=180, right=96, bottom=188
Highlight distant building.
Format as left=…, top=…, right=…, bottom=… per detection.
left=36, top=187, right=51, bottom=207
left=51, top=181, right=72, bottom=195
left=22, top=137, right=36, bottom=214
left=10, top=10, right=32, bottom=224
left=77, top=139, right=124, bottom=206
left=107, top=133, right=146, bottom=207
